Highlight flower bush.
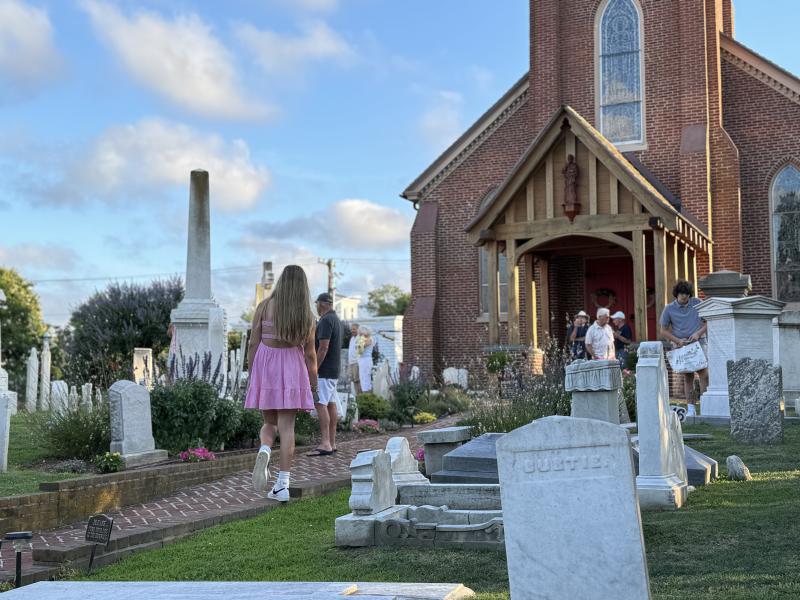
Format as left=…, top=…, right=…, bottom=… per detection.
left=352, top=419, right=382, bottom=434
left=415, top=447, right=425, bottom=462
left=179, top=447, right=216, bottom=462
left=95, top=451, right=123, bottom=473
left=356, top=392, right=390, bottom=420
left=413, top=411, right=437, bottom=424
left=622, top=369, right=637, bottom=422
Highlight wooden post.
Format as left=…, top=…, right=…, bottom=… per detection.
left=631, top=230, right=648, bottom=341
left=539, top=256, right=550, bottom=342
left=689, top=247, right=698, bottom=294
left=487, top=241, right=500, bottom=345
left=653, top=229, right=668, bottom=336
left=507, top=241, right=520, bottom=345
left=523, top=254, right=538, bottom=348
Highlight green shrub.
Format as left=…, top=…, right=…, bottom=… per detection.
left=295, top=410, right=319, bottom=438
left=486, top=351, right=511, bottom=374
left=207, top=398, right=242, bottom=451
left=95, top=451, right=123, bottom=473
left=622, top=370, right=637, bottom=422
left=34, top=404, right=111, bottom=460
left=419, top=385, right=471, bottom=417
left=229, top=408, right=263, bottom=449
left=378, top=418, right=401, bottom=431
left=151, top=380, right=232, bottom=452
left=389, top=379, right=428, bottom=424
left=356, top=393, right=390, bottom=420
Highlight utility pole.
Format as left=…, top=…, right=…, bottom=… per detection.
left=319, top=258, right=336, bottom=304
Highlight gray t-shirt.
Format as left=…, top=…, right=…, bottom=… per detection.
left=659, top=298, right=704, bottom=339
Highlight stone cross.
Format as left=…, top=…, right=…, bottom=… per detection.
left=25, top=348, right=38, bottom=412
left=635, top=342, right=688, bottom=509
left=384, top=437, right=429, bottom=486
left=728, top=358, right=783, bottom=445
left=39, top=333, right=51, bottom=411
left=496, top=416, right=651, bottom=599
left=348, top=449, right=397, bottom=516
left=108, top=380, right=167, bottom=468
left=565, top=359, right=622, bottom=424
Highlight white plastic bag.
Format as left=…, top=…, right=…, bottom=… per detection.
left=666, top=341, right=707, bottom=373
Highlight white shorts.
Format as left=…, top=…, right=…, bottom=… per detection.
left=316, top=378, right=339, bottom=407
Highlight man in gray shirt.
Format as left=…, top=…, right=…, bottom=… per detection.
left=659, top=280, right=708, bottom=415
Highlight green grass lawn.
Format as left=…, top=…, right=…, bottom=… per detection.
left=79, top=423, right=800, bottom=599
left=0, top=413, right=82, bottom=497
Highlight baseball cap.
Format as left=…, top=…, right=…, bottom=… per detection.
left=611, top=311, right=626, bottom=319
left=316, top=292, right=333, bottom=304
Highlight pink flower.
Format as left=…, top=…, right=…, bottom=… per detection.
left=180, top=447, right=217, bottom=462
left=415, top=447, right=425, bottom=462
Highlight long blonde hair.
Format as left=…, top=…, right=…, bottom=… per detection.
left=268, top=265, right=314, bottom=345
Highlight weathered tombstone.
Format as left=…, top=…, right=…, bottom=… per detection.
left=635, top=342, right=688, bottom=509
left=0, top=390, right=11, bottom=472
left=773, top=309, right=800, bottom=406
left=68, top=385, right=79, bottom=410
left=417, top=426, right=472, bottom=477
left=80, top=383, right=93, bottom=413
left=496, top=416, right=651, bottom=600
left=698, top=269, right=752, bottom=298
left=565, top=359, right=622, bottom=424
left=726, top=455, right=752, bottom=480
left=384, top=437, right=429, bottom=486
left=50, top=380, right=68, bottom=413
left=108, top=380, right=167, bottom=468
left=348, top=449, right=397, bottom=516
left=132, top=348, right=153, bottom=389
left=25, top=348, right=38, bottom=412
left=698, top=296, right=784, bottom=417
left=372, top=361, right=392, bottom=400
left=727, top=358, right=783, bottom=444
left=39, top=332, right=51, bottom=411
left=442, top=367, right=469, bottom=389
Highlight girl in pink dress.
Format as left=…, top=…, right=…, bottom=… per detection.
left=245, top=265, right=318, bottom=502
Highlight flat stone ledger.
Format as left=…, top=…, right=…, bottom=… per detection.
left=727, top=358, right=784, bottom=445
left=0, top=581, right=476, bottom=600
left=417, top=425, right=472, bottom=477
left=433, top=433, right=502, bottom=484
left=773, top=309, right=800, bottom=404
left=565, top=359, right=622, bottom=424
left=497, top=416, right=651, bottom=600
left=109, top=380, right=167, bottom=467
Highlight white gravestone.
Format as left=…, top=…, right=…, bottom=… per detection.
left=68, top=385, right=79, bottom=410
left=565, top=359, right=622, bottom=424
left=773, top=309, right=800, bottom=406
left=80, top=383, right=93, bottom=413
left=635, top=342, right=688, bottom=509
left=50, top=381, right=68, bottom=413
left=496, top=416, right=651, bottom=600
left=385, top=437, right=429, bottom=486
left=0, top=390, right=11, bottom=472
left=349, top=449, right=397, bottom=516
left=25, top=348, right=38, bottom=413
left=132, top=348, right=153, bottom=389
left=108, top=380, right=167, bottom=468
left=0, top=371, right=16, bottom=417
left=698, top=296, right=785, bottom=417
left=39, top=334, right=51, bottom=411
left=95, top=387, right=103, bottom=409
left=442, top=367, right=469, bottom=389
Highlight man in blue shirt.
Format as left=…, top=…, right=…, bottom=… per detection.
left=659, top=280, right=708, bottom=416
left=611, top=311, right=633, bottom=367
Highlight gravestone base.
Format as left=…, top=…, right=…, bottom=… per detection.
left=635, top=474, right=687, bottom=510
left=417, top=426, right=472, bottom=477
left=335, top=505, right=408, bottom=547
left=570, top=390, right=620, bottom=424
left=121, top=449, right=168, bottom=469
left=699, top=390, right=731, bottom=418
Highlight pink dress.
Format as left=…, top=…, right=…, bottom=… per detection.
left=244, top=319, right=314, bottom=411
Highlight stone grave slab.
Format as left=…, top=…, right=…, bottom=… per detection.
left=432, top=433, right=503, bottom=484
left=728, top=358, right=784, bottom=444
left=496, top=416, right=651, bottom=599
left=417, top=425, right=471, bottom=477
left=108, top=380, right=167, bottom=467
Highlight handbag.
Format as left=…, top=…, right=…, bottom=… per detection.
left=666, top=341, right=708, bottom=373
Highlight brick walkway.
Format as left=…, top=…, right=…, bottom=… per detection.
left=0, top=416, right=461, bottom=583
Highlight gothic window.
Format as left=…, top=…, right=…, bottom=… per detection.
left=772, top=164, right=800, bottom=302
left=479, top=248, right=508, bottom=315
left=598, top=0, right=644, bottom=146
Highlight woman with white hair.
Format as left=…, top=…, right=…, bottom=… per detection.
left=584, top=307, right=616, bottom=360
left=356, top=326, right=375, bottom=392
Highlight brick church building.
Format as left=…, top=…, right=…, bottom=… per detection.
left=402, top=0, right=800, bottom=378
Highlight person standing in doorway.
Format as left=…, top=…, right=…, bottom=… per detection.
left=585, top=307, right=616, bottom=360
left=245, top=265, right=317, bottom=502
left=347, top=322, right=362, bottom=395
left=309, top=292, right=343, bottom=456
left=611, top=311, right=633, bottom=367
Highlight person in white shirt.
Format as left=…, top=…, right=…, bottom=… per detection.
left=347, top=323, right=361, bottom=394
left=356, top=326, right=375, bottom=392
left=585, top=307, right=616, bottom=360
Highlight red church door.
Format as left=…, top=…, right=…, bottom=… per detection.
left=584, top=256, right=636, bottom=338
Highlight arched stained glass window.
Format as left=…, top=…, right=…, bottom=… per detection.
left=598, top=0, right=644, bottom=145
left=772, top=164, right=800, bottom=302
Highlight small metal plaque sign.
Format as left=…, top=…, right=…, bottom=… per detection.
left=85, top=514, right=113, bottom=546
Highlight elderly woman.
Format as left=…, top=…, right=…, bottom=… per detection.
left=356, top=326, right=375, bottom=392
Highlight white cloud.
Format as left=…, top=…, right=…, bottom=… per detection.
left=0, top=242, right=78, bottom=271
left=274, top=0, right=338, bottom=13
left=80, top=0, right=270, bottom=120
left=248, top=199, right=412, bottom=250
left=418, top=90, right=464, bottom=153
left=470, top=65, right=494, bottom=93
left=0, top=0, right=62, bottom=98
left=235, top=20, right=357, bottom=75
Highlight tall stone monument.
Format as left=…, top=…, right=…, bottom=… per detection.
left=773, top=308, right=800, bottom=406
left=25, top=348, right=38, bottom=412
left=39, top=332, right=51, bottom=411
left=697, top=296, right=785, bottom=417
left=169, top=170, right=227, bottom=384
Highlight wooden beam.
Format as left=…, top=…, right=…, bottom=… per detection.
left=632, top=230, right=648, bottom=341
left=516, top=230, right=633, bottom=257
left=492, top=213, right=652, bottom=240
left=506, top=241, right=520, bottom=345
left=523, top=254, right=538, bottom=348
left=526, top=179, right=535, bottom=221
left=546, top=154, right=554, bottom=219
left=589, top=155, right=597, bottom=215
left=539, top=256, right=550, bottom=342
left=653, top=229, right=668, bottom=336
left=487, top=241, right=499, bottom=345
left=689, top=248, right=698, bottom=295
left=682, top=242, right=690, bottom=281
left=610, top=174, right=619, bottom=214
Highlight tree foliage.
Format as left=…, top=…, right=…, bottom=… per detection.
left=365, top=284, right=411, bottom=316
left=63, top=278, right=183, bottom=388
left=0, top=269, right=46, bottom=395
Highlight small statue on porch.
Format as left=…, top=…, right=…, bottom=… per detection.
left=562, top=154, right=581, bottom=222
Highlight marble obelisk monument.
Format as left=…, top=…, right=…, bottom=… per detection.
left=170, top=170, right=227, bottom=388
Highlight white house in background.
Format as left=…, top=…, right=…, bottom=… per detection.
left=357, top=315, right=404, bottom=372
left=335, top=295, right=361, bottom=321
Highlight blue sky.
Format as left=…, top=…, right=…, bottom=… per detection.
left=0, top=0, right=797, bottom=327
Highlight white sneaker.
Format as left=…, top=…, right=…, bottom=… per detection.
left=267, top=485, right=290, bottom=502
left=252, top=449, right=271, bottom=492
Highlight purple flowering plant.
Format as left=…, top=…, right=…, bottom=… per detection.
left=179, top=447, right=217, bottom=462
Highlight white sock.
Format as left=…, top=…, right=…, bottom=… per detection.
left=260, top=445, right=271, bottom=453
left=276, top=471, right=290, bottom=489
